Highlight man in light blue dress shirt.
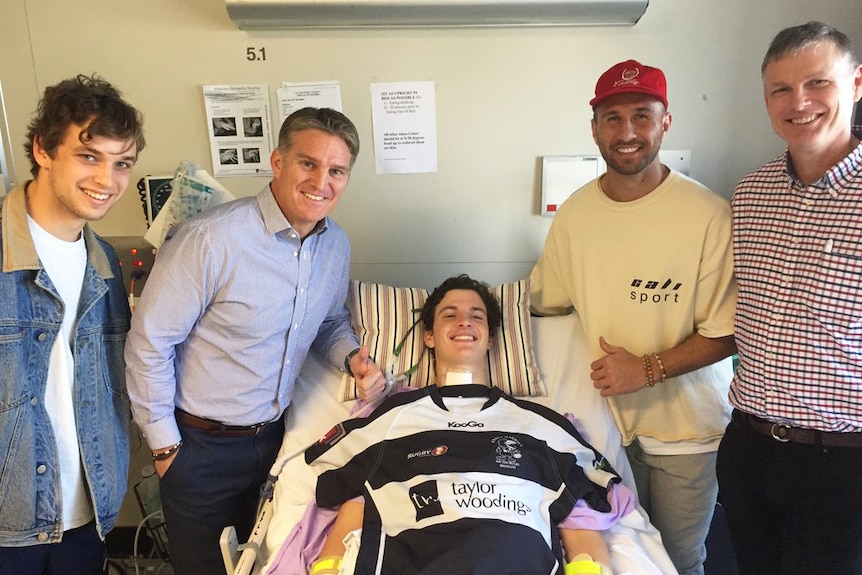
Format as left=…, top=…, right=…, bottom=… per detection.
left=125, top=107, right=385, bottom=575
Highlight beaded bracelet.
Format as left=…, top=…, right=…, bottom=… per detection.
left=152, top=441, right=182, bottom=461
left=642, top=354, right=655, bottom=388
left=652, top=352, right=667, bottom=383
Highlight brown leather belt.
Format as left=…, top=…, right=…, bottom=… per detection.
left=734, top=409, right=862, bottom=448
left=175, top=409, right=271, bottom=437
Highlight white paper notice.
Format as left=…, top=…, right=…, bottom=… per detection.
left=370, top=81, right=437, bottom=175
left=202, top=84, right=273, bottom=177
left=277, top=81, right=343, bottom=128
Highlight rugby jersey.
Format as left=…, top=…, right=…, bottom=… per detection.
left=731, top=143, right=862, bottom=431
left=305, top=384, right=620, bottom=575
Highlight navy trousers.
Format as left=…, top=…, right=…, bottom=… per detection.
left=159, top=417, right=284, bottom=575
left=717, top=411, right=862, bottom=575
left=0, top=521, right=105, bottom=575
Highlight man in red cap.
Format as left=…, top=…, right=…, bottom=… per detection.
left=531, top=60, right=737, bottom=575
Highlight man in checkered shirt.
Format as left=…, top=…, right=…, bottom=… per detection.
left=716, top=21, right=862, bottom=574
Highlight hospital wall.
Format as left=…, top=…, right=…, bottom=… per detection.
left=2, top=0, right=860, bottom=288
left=2, top=0, right=861, bottom=528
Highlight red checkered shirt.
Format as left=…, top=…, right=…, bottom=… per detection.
left=731, top=143, right=862, bottom=432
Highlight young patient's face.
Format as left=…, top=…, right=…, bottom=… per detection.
left=423, top=289, right=492, bottom=367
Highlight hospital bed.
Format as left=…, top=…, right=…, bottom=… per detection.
left=222, top=280, right=678, bottom=575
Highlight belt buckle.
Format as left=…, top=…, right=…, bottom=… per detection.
left=771, top=423, right=791, bottom=443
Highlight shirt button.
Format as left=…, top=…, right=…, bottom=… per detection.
left=37, top=332, right=47, bottom=341
left=37, top=533, right=49, bottom=542
left=31, top=397, right=38, bottom=406
left=36, top=464, right=47, bottom=474
left=293, top=251, right=299, bottom=257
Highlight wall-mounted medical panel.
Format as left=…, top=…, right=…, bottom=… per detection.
left=541, top=155, right=604, bottom=216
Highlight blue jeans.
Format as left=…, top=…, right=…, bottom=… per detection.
left=159, top=418, right=284, bottom=575
left=625, top=443, right=717, bottom=575
left=0, top=521, right=104, bottom=575
left=717, top=411, right=862, bottom=575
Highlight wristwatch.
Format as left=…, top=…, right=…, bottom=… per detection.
left=344, top=348, right=360, bottom=377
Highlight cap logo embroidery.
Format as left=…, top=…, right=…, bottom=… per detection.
left=614, top=67, right=640, bottom=88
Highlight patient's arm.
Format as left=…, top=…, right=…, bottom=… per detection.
left=318, top=500, right=365, bottom=560
left=316, top=504, right=611, bottom=573
left=560, top=528, right=612, bottom=573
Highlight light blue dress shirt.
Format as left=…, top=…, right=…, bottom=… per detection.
left=125, top=185, right=358, bottom=449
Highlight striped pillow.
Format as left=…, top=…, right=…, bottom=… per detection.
left=486, top=279, right=546, bottom=397
left=340, top=278, right=546, bottom=400
left=339, top=281, right=433, bottom=402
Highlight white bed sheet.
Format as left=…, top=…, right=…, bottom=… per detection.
left=254, top=314, right=677, bottom=575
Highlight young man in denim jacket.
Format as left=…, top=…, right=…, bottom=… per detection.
left=0, top=75, right=145, bottom=575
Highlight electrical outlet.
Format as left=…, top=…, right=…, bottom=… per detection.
left=103, top=236, right=157, bottom=297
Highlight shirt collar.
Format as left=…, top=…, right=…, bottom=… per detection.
left=257, top=184, right=328, bottom=238
left=428, top=383, right=503, bottom=411
left=784, top=141, right=862, bottom=194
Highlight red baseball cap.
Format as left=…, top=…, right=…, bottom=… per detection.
left=589, top=60, right=668, bottom=109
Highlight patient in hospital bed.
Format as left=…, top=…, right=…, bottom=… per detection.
left=301, top=275, right=634, bottom=575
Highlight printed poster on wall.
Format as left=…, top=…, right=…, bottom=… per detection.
left=202, top=84, right=273, bottom=177
left=370, top=81, right=437, bottom=175
left=277, top=81, right=343, bottom=129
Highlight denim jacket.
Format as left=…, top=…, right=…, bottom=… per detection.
left=0, top=185, right=131, bottom=546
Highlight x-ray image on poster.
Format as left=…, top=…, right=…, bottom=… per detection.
left=203, top=84, right=273, bottom=177
left=370, top=81, right=437, bottom=175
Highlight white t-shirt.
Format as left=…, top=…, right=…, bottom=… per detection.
left=28, top=215, right=93, bottom=530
